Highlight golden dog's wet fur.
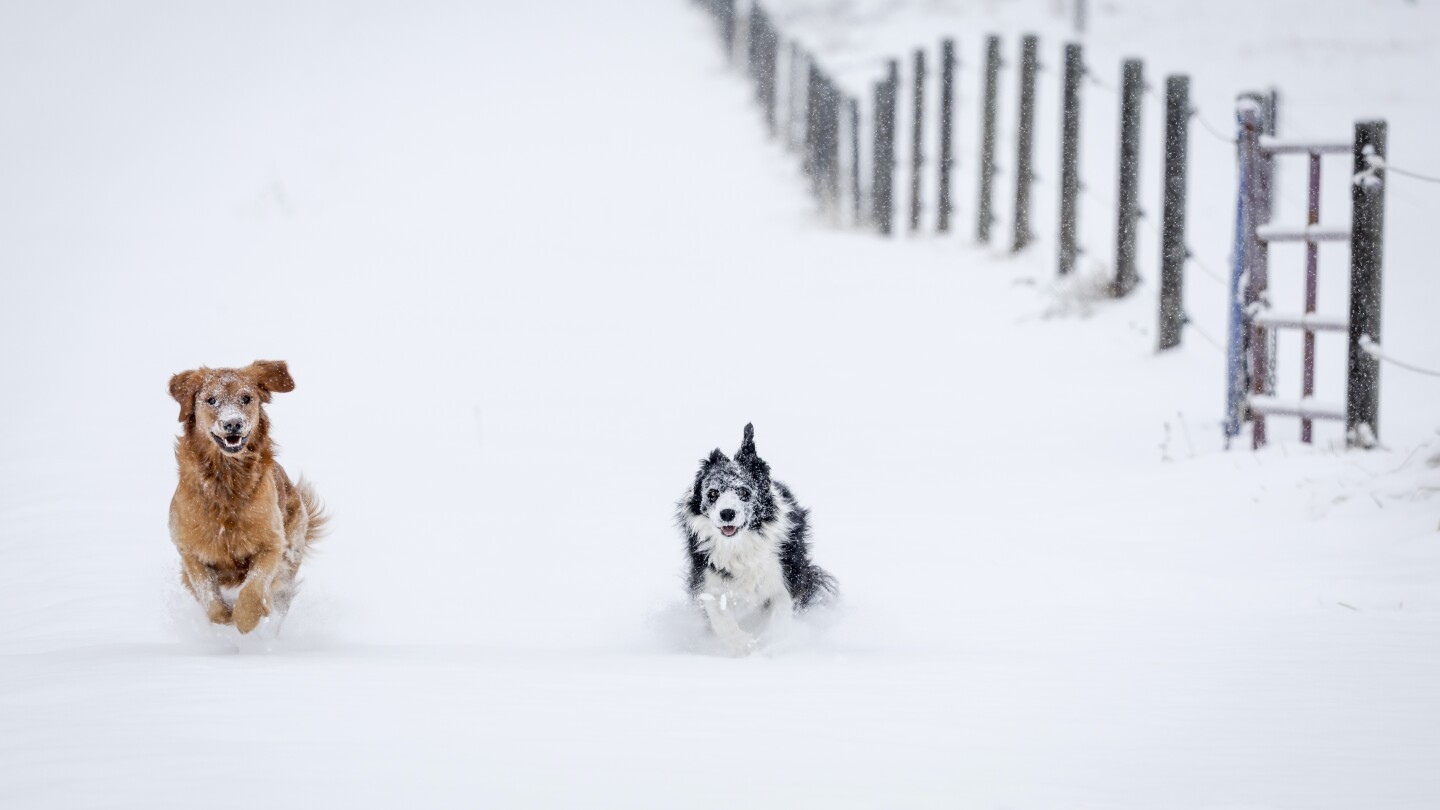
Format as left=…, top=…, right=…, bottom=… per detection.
left=167, top=360, right=327, bottom=633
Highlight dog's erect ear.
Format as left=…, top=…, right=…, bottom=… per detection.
left=246, top=360, right=294, bottom=401
left=734, top=422, right=771, bottom=483
left=736, top=423, right=757, bottom=461
left=168, top=369, right=202, bottom=423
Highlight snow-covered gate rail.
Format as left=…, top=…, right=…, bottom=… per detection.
left=1223, top=100, right=1387, bottom=450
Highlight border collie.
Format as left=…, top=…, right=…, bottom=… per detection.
left=677, top=423, right=836, bottom=655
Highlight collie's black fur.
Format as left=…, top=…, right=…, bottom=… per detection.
left=678, top=424, right=836, bottom=610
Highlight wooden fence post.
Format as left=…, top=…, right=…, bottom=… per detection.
left=936, top=39, right=956, bottom=233
left=850, top=97, right=862, bottom=226
left=975, top=36, right=1001, bottom=242
left=1112, top=59, right=1143, bottom=297
left=872, top=61, right=898, bottom=235
left=909, top=49, right=926, bottom=232
left=1011, top=34, right=1038, bottom=252
left=1157, top=75, right=1190, bottom=351
left=1057, top=43, right=1082, bottom=275
left=1346, top=120, right=1386, bottom=448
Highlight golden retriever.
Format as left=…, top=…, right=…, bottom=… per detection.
left=167, top=360, right=326, bottom=633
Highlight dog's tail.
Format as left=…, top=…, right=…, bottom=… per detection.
left=296, top=477, right=330, bottom=557
left=798, top=564, right=839, bottom=609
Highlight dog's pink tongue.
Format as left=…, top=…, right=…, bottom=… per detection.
left=721, top=526, right=738, bottom=537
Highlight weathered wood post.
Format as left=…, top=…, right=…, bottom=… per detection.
left=1057, top=43, right=1083, bottom=275
left=909, top=49, right=926, bottom=232
left=805, top=62, right=820, bottom=189
left=850, top=97, right=862, bottom=225
left=872, top=60, right=899, bottom=235
left=821, top=73, right=840, bottom=212
left=975, top=36, right=1001, bottom=242
left=1011, top=34, right=1039, bottom=252
left=936, top=39, right=956, bottom=233
left=749, top=7, right=778, bottom=135
left=1157, top=74, right=1190, bottom=351
left=788, top=43, right=805, bottom=152
left=1224, top=101, right=1265, bottom=446
left=1346, top=120, right=1387, bottom=448
left=1112, top=59, right=1143, bottom=297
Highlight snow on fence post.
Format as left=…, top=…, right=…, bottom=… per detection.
left=1157, top=74, right=1190, bottom=351
left=1346, top=120, right=1386, bottom=448
left=872, top=60, right=899, bottom=235
left=975, top=36, right=1001, bottom=242
left=850, top=97, right=862, bottom=226
left=936, top=39, right=957, bottom=233
left=1057, top=43, right=1083, bottom=275
left=1224, top=100, right=1264, bottom=446
left=1111, top=59, right=1143, bottom=297
left=909, top=49, right=926, bottom=232
left=1011, top=34, right=1039, bottom=252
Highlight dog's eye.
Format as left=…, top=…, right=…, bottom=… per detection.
left=241, top=395, right=251, bottom=405
left=206, top=397, right=217, bottom=406
left=707, top=489, right=719, bottom=501
left=738, top=488, right=751, bottom=501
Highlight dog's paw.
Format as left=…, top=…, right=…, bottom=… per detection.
left=206, top=600, right=233, bottom=626
left=232, top=584, right=271, bottom=634
left=721, top=632, right=758, bottom=657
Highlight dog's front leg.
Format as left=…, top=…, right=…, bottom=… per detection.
left=767, top=589, right=797, bottom=637
left=698, top=592, right=755, bottom=656
left=233, top=545, right=282, bottom=634
left=180, top=554, right=231, bottom=625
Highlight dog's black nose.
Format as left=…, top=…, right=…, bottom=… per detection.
left=719, top=509, right=735, bottom=522
left=221, top=420, right=244, bottom=435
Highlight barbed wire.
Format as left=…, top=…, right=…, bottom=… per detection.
left=1185, top=250, right=1228, bottom=287
left=1190, top=108, right=1236, bottom=145
left=1360, top=336, right=1440, bottom=378
left=1083, top=67, right=1118, bottom=95
left=1183, top=313, right=1225, bottom=353
left=1365, top=153, right=1440, bottom=185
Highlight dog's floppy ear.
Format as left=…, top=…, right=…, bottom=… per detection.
left=688, top=449, right=728, bottom=513
left=168, top=369, right=203, bottom=423
left=245, top=360, right=294, bottom=402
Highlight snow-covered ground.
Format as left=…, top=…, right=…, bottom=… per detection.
left=1, top=1, right=1437, bottom=807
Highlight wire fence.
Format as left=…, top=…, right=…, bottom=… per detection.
left=691, top=0, right=1425, bottom=449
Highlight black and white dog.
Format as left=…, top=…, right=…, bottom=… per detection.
left=677, top=424, right=836, bottom=655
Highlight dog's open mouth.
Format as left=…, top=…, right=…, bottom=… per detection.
left=720, top=525, right=739, bottom=537
left=212, top=433, right=247, bottom=453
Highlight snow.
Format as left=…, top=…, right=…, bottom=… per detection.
left=1, top=0, right=1439, bottom=808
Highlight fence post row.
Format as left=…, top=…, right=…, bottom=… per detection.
left=1157, top=75, right=1190, bottom=351
left=1011, top=34, right=1039, bottom=252
left=872, top=60, right=899, bottom=235
left=1111, top=59, right=1143, bottom=297
left=1057, top=43, right=1083, bottom=275
left=936, top=40, right=957, bottom=233
left=1346, top=121, right=1386, bottom=448
left=975, top=36, right=1001, bottom=242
